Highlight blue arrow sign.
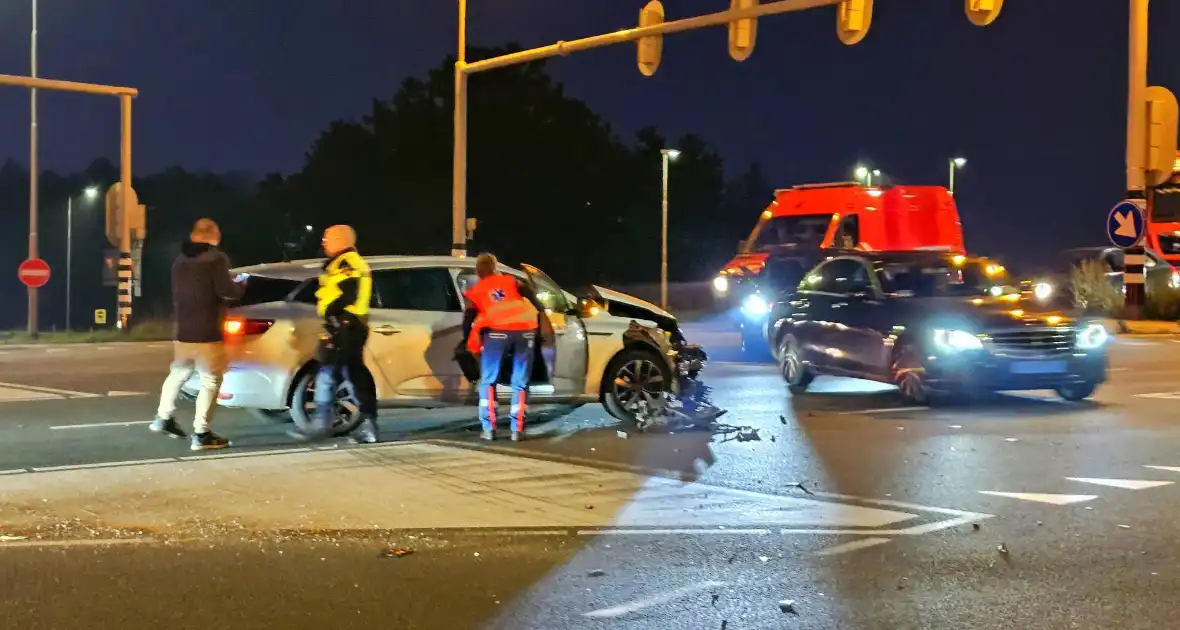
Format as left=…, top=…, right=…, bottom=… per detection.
left=1107, top=200, right=1146, bottom=248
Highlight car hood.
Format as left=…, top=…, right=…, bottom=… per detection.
left=590, top=285, right=676, bottom=321
left=918, top=296, right=1079, bottom=330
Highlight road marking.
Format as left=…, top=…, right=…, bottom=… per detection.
left=1066, top=477, right=1174, bottom=490
left=183, top=447, right=314, bottom=460
left=0, top=469, right=29, bottom=475
left=1145, top=465, right=1180, bottom=473
left=45, top=348, right=66, bottom=354
left=1136, top=392, right=1180, bottom=400
left=815, top=536, right=892, bottom=557
left=584, top=580, right=726, bottom=618
left=106, top=391, right=148, bottom=397
left=979, top=491, right=1098, bottom=505
left=578, top=528, right=772, bottom=536
left=0, top=537, right=156, bottom=549
left=839, top=406, right=928, bottom=415
left=32, top=458, right=177, bottom=472
left=0, top=381, right=101, bottom=398
left=50, top=420, right=153, bottom=430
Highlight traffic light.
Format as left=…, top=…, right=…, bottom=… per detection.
left=836, top=0, right=873, bottom=46
left=728, top=0, right=758, bottom=62
left=965, top=0, right=1004, bottom=27
left=1145, top=86, right=1179, bottom=187
left=636, top=1, right=665, bottom=77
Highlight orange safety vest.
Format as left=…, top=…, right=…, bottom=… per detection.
left=465, top=275, right=539, bottom=354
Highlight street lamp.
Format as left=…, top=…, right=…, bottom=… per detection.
left=854, top=165, right=880, bottom=186
left=659, top=148, right=680, bottom=311
left=949, top=157, right=967, bottom=194
left=66, top=186, right=100, bottom=330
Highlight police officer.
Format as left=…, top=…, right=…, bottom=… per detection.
left=290, top=225, right=379, bottom=444
left=463, top=253, right=548, bottom=442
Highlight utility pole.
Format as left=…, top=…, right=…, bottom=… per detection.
left=28, top=0, right=39, bottom=336
left=1124, top=0, right=1149, bottom=319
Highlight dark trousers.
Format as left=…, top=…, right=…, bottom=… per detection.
left=315, top=321, right=378, bottom=422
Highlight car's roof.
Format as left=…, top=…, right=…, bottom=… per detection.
left=232, top=255, right=497, bottom=281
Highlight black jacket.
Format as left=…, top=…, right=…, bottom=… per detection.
left=172, top=241, right=244, bottom=343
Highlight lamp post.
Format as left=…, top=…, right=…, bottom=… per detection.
left=66, top=186, right=100, bottom=330
left=28, top=0, right=39, bottom=336
left=854, top=165, right=880, bottom=186
left=660, top=148, right=680, bottom=311
left=949, top=157, right=967, bottom=194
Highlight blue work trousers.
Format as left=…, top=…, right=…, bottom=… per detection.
left=479, top=330, right=535, bottom=433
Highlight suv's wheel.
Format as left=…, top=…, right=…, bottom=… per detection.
left=892, top=346, right=930, bottom=406
left=289, top=367, right=362, bottom=436
left=778, top=335, right=813, bottom=394
left=1055, top=382, right=1097, bottom=402
left=602, top=347, right=673, bottom=427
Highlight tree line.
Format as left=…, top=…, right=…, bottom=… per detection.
left=0, top=45, right=772, bottom=330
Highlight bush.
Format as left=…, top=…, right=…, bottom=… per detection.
left=0, top=318, right=173, bottom=344
left=1070, top=259, right=1123, bottom=316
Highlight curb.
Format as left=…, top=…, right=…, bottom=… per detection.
left=0, top=340, right=167, bottom=350
left=1101, top=319, right=1180, bottom=335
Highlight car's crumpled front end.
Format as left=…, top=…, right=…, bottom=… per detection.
left=619, top=320, right=725, bottom=431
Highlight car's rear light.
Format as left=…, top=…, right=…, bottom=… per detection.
left=224, top=317, right=274, bottom=336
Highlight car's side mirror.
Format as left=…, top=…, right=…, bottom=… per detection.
left=579, top=298, right=604, bottom=318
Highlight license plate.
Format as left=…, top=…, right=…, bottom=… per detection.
left=1010, top=361, right=1067, bottom=375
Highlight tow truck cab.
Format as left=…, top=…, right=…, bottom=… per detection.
left=712, top=182, right=965, bottom=307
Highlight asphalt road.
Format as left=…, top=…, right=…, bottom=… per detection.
left=4, top=330, right=1180, bottom=629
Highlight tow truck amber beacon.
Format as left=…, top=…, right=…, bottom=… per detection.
left=448, top=0, right=1006, bottom=257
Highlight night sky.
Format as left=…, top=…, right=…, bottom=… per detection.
left=1, top=1, right=1179, bottom=267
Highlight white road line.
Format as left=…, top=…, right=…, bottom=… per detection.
left=45, top=348, right=66, bottom=354
left=0, top=537, right=156, bottom=549
left=838, top=406, right=929, bottom=415
left=815, top=537, right=892, bottom=557
left=584, top=580, right=726, bottom=618
left=1145, top=465, right=1180, bottom=473
left=0, top=381, right=101, bottom=398
left=106, top=391, right=147, bottom=397
left=978, top=491, right=1098, bottom=505
left=1066, top=477, right=1173, bottom=490
left=183, top=447, right=313, bottom=460
left=0, top=468, right=29, bottom=475
left=32, top=458, right=177, bottom=472
left=50, top=420, right=153, bottom=430
left=577, top=528, right=772, bottom=536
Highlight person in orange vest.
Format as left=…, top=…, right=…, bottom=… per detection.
left=463, top=253, right=546, bottom=442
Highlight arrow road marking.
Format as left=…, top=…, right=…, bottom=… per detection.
left=1114, top=210, right=1139, bottom=238
left=979, top=491, right=1098, bottom=505
left=584, top=580, right=726, bottom=618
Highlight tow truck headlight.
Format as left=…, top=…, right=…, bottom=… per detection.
left=932, top=328, right=983, bottom=352
left=1171, top=271, right=1180, bottom=289
left=712, top=275, right=729, bottom=293
left=1033, top=282, right=1053, bottom=300
left=741, top=294, right=769, bottom=318
left=1076, top=323, right=1109, bottom=349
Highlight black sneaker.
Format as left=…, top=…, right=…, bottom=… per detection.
left=190, top=432, right=230, bottom=451
left=149, top=417, right=187, bottom=440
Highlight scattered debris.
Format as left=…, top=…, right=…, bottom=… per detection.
left=720, top=621, right=728, bottom=629
left=711, top=593, right=720, bottom=606
left=736, top=427, right=761, bottom=442
left=779, top=415, right=788, bottom=425
left=778, top=599, right=797, bottom=614
left=1118, top=524, right=1131, bottom=529
left=1037, top=521, right=1043, bottom=526
left=631, top=375, right=727, bottom=432
left=770, top=435, right=776, bottom=442
left=474, top=552, right=481, bottom=557
left=790, top=481, right=814, bottom=496
left=759, top=555, right=770, bottom=563
left=585, top=505, right=595, bottom=510
left=1004, top=438, right=1019, bottom=442
left=380, top=547, right=413, bottom=558
left=727, top=553, right=737, bottom=564
left=997, top=543, right=1008, bottom=555
left=616, top=431, right=629, bottom=439
left=897, top=426, right=905, bottom=431
left=972, top=523, right=981, bottom=531
left=587, top=569, right=606, bottom=578
left=949, top=424, right=962, bottom=429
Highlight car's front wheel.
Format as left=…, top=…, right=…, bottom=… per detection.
left=1055, top=382, right=1098, bottom=402
left=892, top=345, right=931, bottom=406
left=778, top=335, right=814, bottom=394
left=289, top=368, right=363, bottom=436
left=602, top=347, right=673, bottom=428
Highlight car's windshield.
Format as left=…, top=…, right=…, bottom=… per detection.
left=746, top=214, right=832, bottom=252
left=877, top=260, right=1012, bottom=298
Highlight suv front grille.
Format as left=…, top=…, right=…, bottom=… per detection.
left=987, top=328, right=1075, bottom=356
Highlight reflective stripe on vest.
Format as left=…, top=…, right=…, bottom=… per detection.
left=316, top=250, right=372, bottom=318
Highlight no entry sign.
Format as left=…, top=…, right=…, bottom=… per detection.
left=18, top=258, right=51, bottom=289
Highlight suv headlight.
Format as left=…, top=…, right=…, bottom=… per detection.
left=1033, top=282, right=1053, bottom=300
left=1076, top=323, right=1109, bottom=349
left=741, top=294, right=769, bottom=318
left=932, top=328, right=983, bottom=352
left=712, top=275, right=729, bottom=293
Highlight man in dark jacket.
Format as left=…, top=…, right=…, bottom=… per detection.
left=149, top=218, right=244, bottom=451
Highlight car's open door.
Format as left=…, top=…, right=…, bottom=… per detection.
left=520, top=264, right=589, bottom=397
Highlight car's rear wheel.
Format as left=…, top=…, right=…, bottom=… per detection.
left=602, top=347, right=673, bottom=428
left=289, top=368, right=363, bottom=436
left=1055, top=382, right=1097, bottom=402
left=778, top=335, right=813, bottom=394
left=249, top=409, right=291, bottom=423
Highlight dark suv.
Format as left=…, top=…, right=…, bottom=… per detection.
left=767, top=251, right=1109, bottom=404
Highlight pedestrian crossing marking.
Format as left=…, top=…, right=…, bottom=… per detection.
left=1065, top=477, right=1174, bottom=490
left=1145, top=465, right=1180, bottom=473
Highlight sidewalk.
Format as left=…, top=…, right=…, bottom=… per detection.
left=1101, top=319, right=1180, bottom=335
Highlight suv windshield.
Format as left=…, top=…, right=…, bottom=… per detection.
left=746, top=214, right=832, bottom=252
left=877, top=260, right=1011, bottom=298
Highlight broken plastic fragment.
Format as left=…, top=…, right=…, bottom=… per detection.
left=380, top=547, right=413, bottom=558
left=587, top=569, right=606, bottom=577
left=778, top=599, right=797, bottom=614
left=759, top=555, right=770, bottom=562
left=779, top=415, right=787, bottom=424
left=997, top=543, right=1008, bottom=554
left=616, top=431, right=628, bottom=439
left=1118, top=524, right=1131, bottom=529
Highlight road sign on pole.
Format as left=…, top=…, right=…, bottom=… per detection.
left=17, top=258, right=51, bottom=289
left=728, top=0, right=759, bottom=62
left=636, top=1, right=665, bottom=77
left=1107, top=199, right=1146, bottom=248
